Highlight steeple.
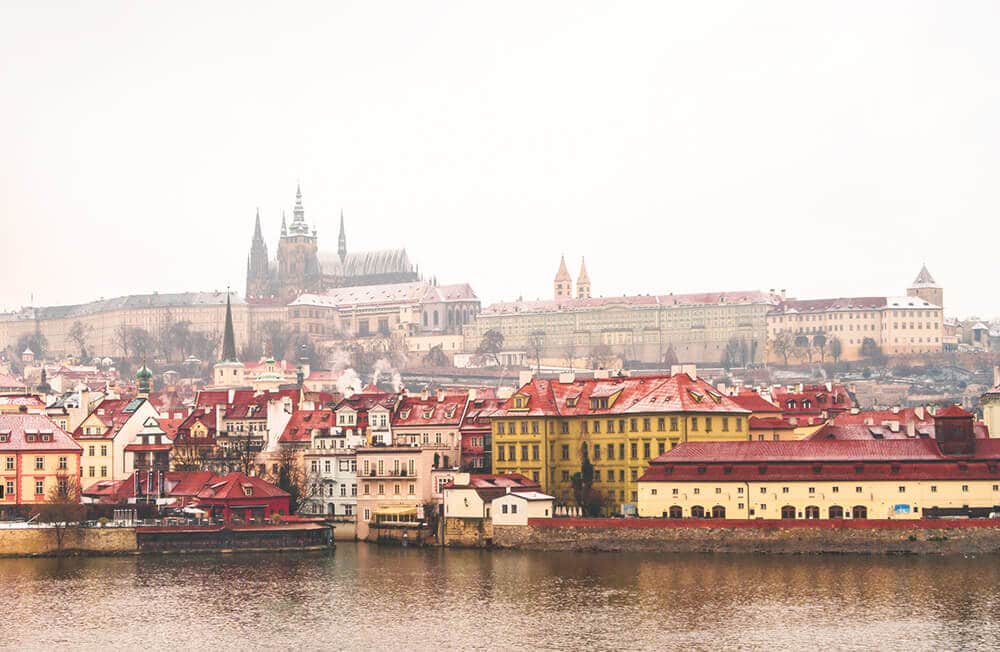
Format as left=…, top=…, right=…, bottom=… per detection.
left=221, top=290, right=238, bottom=363
left=338, top=210, right=347, bottom=264
left=912, top=263, right=937, bottom=287
left=907, top=263, right=944, bottom=309
left=280, top=211, right=287, bottom=237
left=554, top=255, right=572, bottom=300
left=253, top=208, right=263, bottom=242
left=576, top=257, right=591, bottom=299
left=288, top=184, right=312, bottom=236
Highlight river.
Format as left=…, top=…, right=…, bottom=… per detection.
left=3, top=545, right=1000, bottom=650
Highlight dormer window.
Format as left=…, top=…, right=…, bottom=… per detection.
left=243, top=486, right=253, bottom=496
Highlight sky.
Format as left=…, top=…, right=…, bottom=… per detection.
left=1, top=1, right=998, bottom=317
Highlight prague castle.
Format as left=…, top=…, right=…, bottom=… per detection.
left=246, top=185, right=419, bottom=304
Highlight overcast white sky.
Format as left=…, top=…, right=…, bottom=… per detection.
left=1, top=1, right=997, bottom=317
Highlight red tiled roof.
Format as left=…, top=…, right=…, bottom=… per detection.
left=832, top=408, right=933, bottom=427
left=651, top=438, right=1000, bottom=464
left=392, top=394, right=468, bottom=428
left=279, top=409, right=335, bottom=443
left=82, top=471, right=288, bottom=503
left=494, top=374, right=750, bottom=418
left=0, top=373, right=28, bottom=390
left=729, top=391, right=780, bottom=414
left=73, top=397, right=148, bottom=439
left=196, top=473, right=290, bottom=500
left=0, top=414, right=82, bottom=452
left=447, top=473, right=541, bottom=501
left=770, top=384, right=854, bottom=416
left=749, top=417, right=798, bottom=430
left=484, top=291, right=779, bottom=315
left=770, top=297, right=888, bottom=314
left=936, top=405, right=973, bottom=418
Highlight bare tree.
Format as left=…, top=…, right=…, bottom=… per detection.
left=67, top=321, right=92, bottom=361
left=113, top=323, right=131, bottom=360
left=813, top=332, right=827, bottom=363
left=771, top=331, right=795, bottom=366
left=588, top=343, right=613, bottom=369
left=267, top=447, right=309, bottom=514
left=475, top=329, right=504, bottom=368
left=830, top=337, right=843, bottom=364
left=527, top=330, right=546, bottom=374
left=423, top=344, right=448, bottom=367
left=35, top=474, right=85, bottom=556
left=562, top=340, right=577, bottom=370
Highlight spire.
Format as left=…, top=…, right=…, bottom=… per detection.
left=338, top=210, right=347, bottom=264
left=280, top=211, right=287, bottom=237
left=577, top=257, right=590, bottom=284
left=293, top=183, right=305, bottom=222
left=576, top=257, right=591, bottom=299
left=221, top=290, right=238, bottom=363
left=253, top=208, right=263, bottom=241
left=554, top=255, right=571, bottom=282
left=912, top=263, right=937, bottom=287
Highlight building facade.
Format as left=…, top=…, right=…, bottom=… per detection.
left=490, top=370, right=752, bottom=513
left=0, top=414, right=82, bottom=514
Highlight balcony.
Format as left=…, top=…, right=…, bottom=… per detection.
left=365, top=469, right=415, bottom=479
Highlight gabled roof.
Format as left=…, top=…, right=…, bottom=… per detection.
left=279, top=409, right=335, bottom=443
left=729, top=390, right=781, bottom=414
left=392, top=394, right=468, bottom=428
left=73, top=397, right=148, bottom=439
left=0, top=414, right=81, bottom=451
left=912, top=264, right=938, bottom=287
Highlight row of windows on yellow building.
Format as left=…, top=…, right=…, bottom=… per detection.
left=492, top=413, right=749, bottom=508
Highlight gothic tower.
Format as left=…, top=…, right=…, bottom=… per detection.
left=246, top=208, right=271, bottom=300
left=276, top=184, right=321, bottom=303
left=907, top=264, right=943, bottom=308
left=554, top=255, right=572, bottom=300
left=576, top=257, right=591, bottom=299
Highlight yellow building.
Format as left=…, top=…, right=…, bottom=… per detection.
left=0, top=414, right=82, bottom=513
left=490, top=370, right=752, bottom=513
left=982, top=369, right=1000, bottom=438
left=638, top=407, right=1000, bottom=520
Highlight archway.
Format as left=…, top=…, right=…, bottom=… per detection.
left=711, top=505, right=726, bottom=519
left=828, top=505, right=844, bottom=519
left=668, top=505, right=682, bottom=519
left=852, top=505, right=868, bottom=519
left=805, top=505, right=820, bottom=519
left=690, top=505, right=705, bottom=518
left=781, top=505, right=796, bottom=519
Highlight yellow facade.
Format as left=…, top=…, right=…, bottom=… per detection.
left=493, top=412, right=748, bottom=510
left=638, top=479, right=1000, bottom=520
left=1, top=450, right=82, bottom=506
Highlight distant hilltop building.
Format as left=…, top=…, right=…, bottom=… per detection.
left=766, top=265, right=945, bottom=362
left=246, top=185, right=419, bottom=304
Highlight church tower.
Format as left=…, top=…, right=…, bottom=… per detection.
left=213, top=291, right=246, bottom=388
left=907, top=264, right=943, bottom=308
left=576, top=258, right=591, bottom=299
left=554, top=255, right=572, bottom=300
left=246, top=208, right=270, bottom=301
left=276, top=184, right=321, bottom=303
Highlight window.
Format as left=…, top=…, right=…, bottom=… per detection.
left=340, top=485, right=347, bottom=497
left=782, top=487, right=789, bottom=494
left=693, top=488, right=700, bottom=495
left=594, top=470, right=602, bottom=482
left=651, top=488, right=658, bottom=496
left=561, top=470, right=570, bottom=482
left=630, top=443, right=638, bottom=459
left=351, top=484, right=357, bottom=496
left=531, top=421, right=539, bottom=434
left=722, top=417, right=729, bottom=432
left=4, top=457, right=12, bottom=471
left=35, top=480, right=44, bottom=495
left=672, top=488, right=679, bottom=496
left=532, top=445, right=540, bottom=461
left=643, top=443, right=650, bottom=459
left=704, top=417, right=712, bottom=433
left=607, top=420, right=615, bottom=433
left=657, top=418, right=665, bottom=432
left=88, top=446, right=95, bottom=457
left=5, top=481, right=13, bottom=497
left=364, top=484, right=370, bottom=495
left=642, top=418, right=650, bottom=432
left=690, top=417, right=698, bottom=431
left=808, top=487, right=815, bottom=494
left=561, top=445, right=570, bottom=461
left=658, top=442, right=666, bottom=456
left=962, top=484, right=969, bottom=492
left=532, top=471, right=539, bottom=482
left=100, top=466, right=107, bottom=478
left=898, top=486, right=906, bottom=493
left=497, top=423, right=505, bottom=435
left=630, top=419, right=638, bottom=432
left=100, top=445, right=107, bottom=457
left=607, top=444, right=614, bottom=460
left=592, top=421, right=600, bottom=434
left=394, top=484, right=400, bottom=495
left=855, top=486, right=863, bottom=493
left=34, top=457, right=44, bottom=470
left=521, top=445, right=529, bottom=461
left=511, top=504, right=518, bottom=514
left=508, top=445, right=516, bottom=461
left=930, top=485, right=937, bottom=493
left=497, top=447, right=505, bottom=462
left=832, top=486, right=839, bottom=493
left=502, top=504, right=509, bottom=514
left=378, top=483, right=385, bottom=495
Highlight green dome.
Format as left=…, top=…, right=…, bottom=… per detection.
left=136, top=364, right=153, bottom=380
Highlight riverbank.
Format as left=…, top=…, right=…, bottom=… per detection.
left=492, top=517, right=1000, bottom=555
left=0, top=522, right=334, bottom=557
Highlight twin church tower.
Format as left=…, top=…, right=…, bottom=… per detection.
left=554, top=255, right=591, bottom=301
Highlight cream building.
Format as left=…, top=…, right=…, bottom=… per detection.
left=466, top=260, right=778, bottom=366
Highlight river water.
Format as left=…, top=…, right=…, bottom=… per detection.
left=4, top=544, right=1000, bottom=650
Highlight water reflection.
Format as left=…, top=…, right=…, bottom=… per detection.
left=3, top=547, right=1000, bottom=650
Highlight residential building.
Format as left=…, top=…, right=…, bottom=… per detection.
left=391, top=390, right=466, bottom=455
left=83, top=470, right=290, bottom=523
left=490, top=369, right=751, bottom=512
left=74, top=396, right=159, bottom=482
left=982, top=368, right=1000, bottom=439
left=124, top=417, right=172, bottom=477
left=459, top=394, right=502, bottom=472
left=0, top=414, right=82, bottom=515
left=333, top=388, right=398, bottom=446
left=638, top=406, right=1000, bottom=520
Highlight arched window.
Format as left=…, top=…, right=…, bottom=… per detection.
left=433, top=311, right=439, bottom=326
left=805, top=505, right=820, bottom=519
left=781, top=505, right=796, bottom=519
left=852, top=505, right=868, bottom=519
left=422, top=312, right=427, bottom=326
left=711, top=505, right=726, bottom=519
left=690, top=505, right=705, bottom=518
left=668, top=505, right=683, bottom=519
left=828, top=505, right=844, bottom=519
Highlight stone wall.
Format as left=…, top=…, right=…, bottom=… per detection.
left=493, top=518, right=1000, bottom=555
left=443, top=517, right=493, bottom=547
left=0, top=527, right=137, bottom=557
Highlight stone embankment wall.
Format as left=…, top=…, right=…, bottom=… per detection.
left=443, top=517, right=493, bottom=547
left=0, top=527, right=137, bottom=557
left=493, top=518, right=1000, bottom=555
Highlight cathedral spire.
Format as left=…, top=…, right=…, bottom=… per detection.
left=221, top=289, right=238, bottom=363
left=253, top=208, right=263, bottom=241
left=338, top=210, right=347, bottom=264
left=554, top=254, right=572, bottom=300
left=576, top=257, right=591, bottom=299
left=293, top=183, right=305, bottom=222
left=280, top=211, right=287, bottom=237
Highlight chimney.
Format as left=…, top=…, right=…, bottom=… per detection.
left=215, top=404, right=224, bottom=433
left=558, top=372, right=576, bottom=384
left=421, top=388, right=429, bottom=401
left=228, top=389, right=234, bottom=404
left=906, top=420, right=916, bottom=438
left=915, top=406, right=925, bottom=420
left=468, top=388, right=477, bottom=401
left=825, top=382, right=832, bottom=392
left=593, top=369, right=610, bottom=380
left=437, top=388, right=445, bottom=403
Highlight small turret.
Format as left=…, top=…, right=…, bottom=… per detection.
left=338, top=210, right=347, bottom=264
left=136, top=362, right=153, bottom=397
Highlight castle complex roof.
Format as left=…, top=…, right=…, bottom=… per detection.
left=318, top=249, right=415, bottom=279
left=484, top=290, right=779, bottom=315
left=290, top=281, right=477, bottom=309
left=21, top=291, right=242, bottom=321
left=912, top=264, right=938, bottom=288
